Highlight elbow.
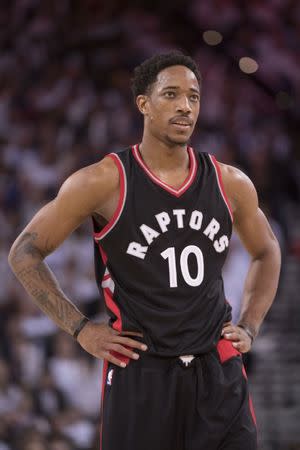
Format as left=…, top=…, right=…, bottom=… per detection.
left=254, top=234, right=281, bottom=266
left=8, top=241, right=21, bottom=272
left=8, top=232, right=44, bottom=272
left=271, top=235, right=281, bottom=267
left=260, top=235, right=282, bottom=270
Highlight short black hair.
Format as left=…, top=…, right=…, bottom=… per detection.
left=131, top=50, right=202, bottom=98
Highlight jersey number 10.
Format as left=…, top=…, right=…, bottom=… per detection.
left=161, top=245, right=204, bottom=288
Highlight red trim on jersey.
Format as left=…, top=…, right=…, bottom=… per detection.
left=218, top=341, right=257, bottom=427
left=217, top=338, right=241, bottom=363
left=110, top=350, right=130, bottom=366
left=132, top=144, right=198, bottom=198
left=209, top=155, right=233, bottom=222
left=249, top=396, right=257, bottom=427
left=242, top=364, right=247, bottom=378
left=98, top=244, right=108, bottom=265
left=103, top=273, right=111, bottom=281
left=103, top=288, right=122, bottom=332
left=94, top=153, right=127, bottom=241
left=242, top=364, right=257, bottom=427
left=100, top=359, right=108, bottom=450
left=98, top=243, right=122, bottom=333
left=97, top=244, right=131, bottom=366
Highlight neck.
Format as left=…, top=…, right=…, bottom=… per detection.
left=139, top=131, right=189, bottom=171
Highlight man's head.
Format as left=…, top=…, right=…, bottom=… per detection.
left=132, top=51, right=201, bottom=147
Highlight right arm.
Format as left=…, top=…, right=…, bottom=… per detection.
left=8, top=157, right=147, bottom=367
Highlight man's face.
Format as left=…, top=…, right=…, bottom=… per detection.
left=137, top=65, right=200, bottom=146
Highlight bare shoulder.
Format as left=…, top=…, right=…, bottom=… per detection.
left=8, top=155, right=121, bottom=258
left=217, top=162, right=258, bottom=218
left=59, top=155, right=120, bottom=214
left=63, top=155, right=119, bottom=197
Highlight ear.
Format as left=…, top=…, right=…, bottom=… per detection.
left=136, top=95, right=150, bottom=116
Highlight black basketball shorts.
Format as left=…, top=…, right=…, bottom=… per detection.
left=100, top=338, right=257, bottom=450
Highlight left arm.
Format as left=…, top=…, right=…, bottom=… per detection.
left=220, top=164, right=281, bottom=352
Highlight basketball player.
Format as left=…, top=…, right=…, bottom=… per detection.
left=9, top=51, right=281, bottom=450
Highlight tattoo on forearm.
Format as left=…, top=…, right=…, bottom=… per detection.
left=11, top=232, right=83, bottom=334
left=12, top=232, right=56, bottom=262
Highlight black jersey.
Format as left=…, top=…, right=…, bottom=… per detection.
left=93, top=145, right=233, bottom=356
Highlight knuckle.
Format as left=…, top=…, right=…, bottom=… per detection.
left=111, top=357, right=121, bottom=366
left=106, top=343, right=115, bottom=352
left=114, top=344, right=124, bottom=353
left=102, top=352, right=111, bottom=362
left=101, top=342, right=108, bottom=350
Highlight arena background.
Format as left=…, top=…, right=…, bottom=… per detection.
left=0, top=1, right=299, bottom=449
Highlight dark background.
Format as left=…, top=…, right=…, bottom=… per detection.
left=0, top=1, right=299, bottom=449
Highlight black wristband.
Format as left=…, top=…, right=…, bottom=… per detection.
left=73, top=317, right=89, bottom=340
left=237, top=324, right=255, bottom=343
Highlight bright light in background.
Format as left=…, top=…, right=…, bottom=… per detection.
left=239, top=57, right=259, bottom=74
left=203, top=30, right=223, bottom=46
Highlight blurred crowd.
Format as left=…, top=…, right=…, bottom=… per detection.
left=0, top=0, right=299, bottom=449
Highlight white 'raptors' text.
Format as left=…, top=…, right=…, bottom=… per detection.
left=126, top=209, right=229, bottom=260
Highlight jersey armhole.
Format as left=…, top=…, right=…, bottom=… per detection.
left=209, top=154, right=234, bottom=223
left=94, top=153, right=127, bottom=241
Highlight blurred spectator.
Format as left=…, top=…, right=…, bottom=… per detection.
left=0, top=358, right=23, bottom=420
left=1, top=1, right=299, bottom=448
left=49, top=332, right=102, bottom=417
left=48, top=434, right=75, bottom=450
